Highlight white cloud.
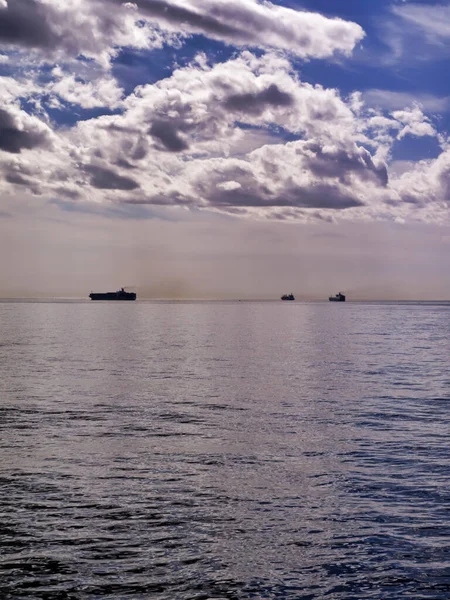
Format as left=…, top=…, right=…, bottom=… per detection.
left=0, top=0, right=178, bottom=67
left=391, top=149, right=450, bottom=214
left=363, top=89, right=450, bottom=113
left=0, top=61, right=124, bottom=113
left=391, top=104, right=437, bottom=140
left=392, top=3, right=450, bottom=40
left=380, top=3, right=450, bottom=65
left=0, top=51, right=393, bottom=221
left=49, top=73, right=124, bottom=109
left=128, top=0, right=365, bottom=59
left=0, top=41, right=449, bottom=226
left=0, top=0, right=364, bottom=66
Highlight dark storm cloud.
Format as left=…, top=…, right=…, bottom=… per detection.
left=103, top=123, right=142, bottom=134
left=55, top=187, right=81, bottom=199
left=0, top=0, right=57, bottom=49
left=196, top=164, right=364, bottom=211
left=84, top=165, right=140, bottom=190
left=208, top=182, right=363, bottom=210
left=1, top=159, right=41, bottom=191
left=0, top=108, right=48, bottom=153
left=132, top=142, right=148, bottom=160
left=115, top=137, right=148, bottom=164
left=224, top=84, right=294, bottom=116
left=149, top=120, right=189, bottom=152
left=208, top=186, right=264, bottom=207
left=276, top=184, right=364, bottom=209
left=438, top=168, right=450, bottom=203
left=115, top=158, right=136, bottom=169
left=301, top=142, right=388, bottom=186
left=395, top=193, right=422, bottom=206
left=3, top=164, right=41, bottom=193
left=5, top=172, right=32, bottom=185
left=0, top=0, right=141, bottom=60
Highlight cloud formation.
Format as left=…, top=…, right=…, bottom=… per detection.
left=363, top=89, right=450, bottom=112
left=84, top=165, right=140, bottom=190
left=0, top=0, right=364, bottom=64
left=379, top=2, right=450, bottom=67
left=224, top=84, right=294, bottom=116
left=0, top=0, right=57, bottom=48
left=127, top=0, right=365, bottom=59
left=0, top=45, right=446, bottom=223
left=0, top=2, right=448, bottom=226
left=149, top=120, right=189, bottom=152
left=392, top=3, right=450, bottom=41
left=0, top=107, right=51, bottom=153
left=0, top=0, right=172, bottom=65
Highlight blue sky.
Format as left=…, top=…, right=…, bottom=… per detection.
left=2, top=0, right=450, bottom=297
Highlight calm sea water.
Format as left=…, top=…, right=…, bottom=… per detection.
left=1, top=300, right=450, bottom=599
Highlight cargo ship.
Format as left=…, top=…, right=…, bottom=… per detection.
left=281, top=293, right=295, bottom=301
left=329, top=292, right=345, bottom=302
left=89, top=288, right=136, bottom=301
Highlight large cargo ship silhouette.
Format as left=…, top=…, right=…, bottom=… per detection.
left=329, top=292, right=345, bottom=302
left=89, top=288, right=136, bottom=301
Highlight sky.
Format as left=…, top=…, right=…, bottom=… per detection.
left=1, top=0, right=450, bottom=299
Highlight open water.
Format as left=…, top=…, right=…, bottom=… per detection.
left=1, top=300, right=450, bottom=599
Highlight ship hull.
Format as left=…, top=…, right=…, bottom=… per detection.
left=89, top=292, right=136, bottom=301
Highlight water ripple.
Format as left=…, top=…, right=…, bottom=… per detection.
left=1, top=301, right=450, bottom=598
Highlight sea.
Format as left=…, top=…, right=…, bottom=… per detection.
left=1, top=299, right=450, bottom=599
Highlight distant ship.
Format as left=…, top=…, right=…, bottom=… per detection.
left=281, top=293, right=295, bottom=301
left=329, top=292, right=345, bottom=302
left=89, top=288, right=136, bottom=301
